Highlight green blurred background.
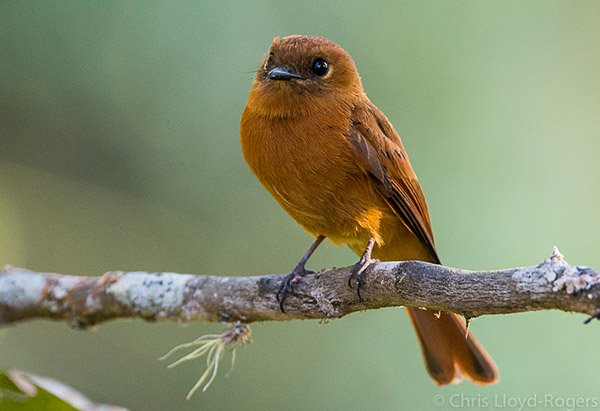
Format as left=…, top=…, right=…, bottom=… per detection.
left=1, top=1, right=599, bottom=410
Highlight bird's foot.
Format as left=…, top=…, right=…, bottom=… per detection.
left=277, top=264, right=315, bottom=313
left=347, top=237, right=378, bottom=300
left=347, top=256, right=379, bottom=301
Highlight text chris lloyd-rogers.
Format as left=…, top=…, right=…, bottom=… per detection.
left=433, top=393, right=599, bottom=409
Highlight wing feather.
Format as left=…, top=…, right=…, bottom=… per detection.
left=347, top=101, right=440, bottom=263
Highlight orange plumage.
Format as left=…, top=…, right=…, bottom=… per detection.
left=240, top=35, right=499, bottom=385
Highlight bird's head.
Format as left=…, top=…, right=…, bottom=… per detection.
left=246, top=35, right=365, bottom=118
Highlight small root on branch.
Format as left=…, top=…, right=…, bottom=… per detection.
left=159, top=321, right=252, bottom=398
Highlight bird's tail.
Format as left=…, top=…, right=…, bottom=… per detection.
left=405, top=307, right=499, bottom=385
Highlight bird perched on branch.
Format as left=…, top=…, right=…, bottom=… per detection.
left=240, top=35, right=499, bottom=385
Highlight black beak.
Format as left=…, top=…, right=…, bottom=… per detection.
left=267, top=67, right=303, bottom=81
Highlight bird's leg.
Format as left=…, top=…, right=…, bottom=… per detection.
left=277, top=235, right=325, bottom=313
left=348, top=237, right=379, bottom=300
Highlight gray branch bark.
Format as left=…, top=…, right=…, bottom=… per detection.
left=1, top=247, right=599, bottom=328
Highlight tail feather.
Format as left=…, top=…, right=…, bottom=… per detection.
left=406, top=307, right=499, bottom=385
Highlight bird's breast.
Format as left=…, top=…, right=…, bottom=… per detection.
left=241, top=109, right=384, bottom=243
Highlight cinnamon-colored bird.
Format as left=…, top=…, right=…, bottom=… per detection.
left=240, top=35, right=499, bottom=385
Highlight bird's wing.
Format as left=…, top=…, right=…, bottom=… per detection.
left=347, top=100, right=440, bottom=263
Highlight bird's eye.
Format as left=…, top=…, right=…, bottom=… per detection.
left=311, top=58, right=329, bottom=76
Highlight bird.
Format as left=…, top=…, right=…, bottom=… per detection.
left=240, top=35, right=499, bottom=386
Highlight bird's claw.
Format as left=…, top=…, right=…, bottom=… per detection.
left=277, top=266, right=315, bottom=313
left=347, top=257, right=379, bottom=301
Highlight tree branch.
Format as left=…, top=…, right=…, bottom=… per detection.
left=1, top=247, right=599, bottom=328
